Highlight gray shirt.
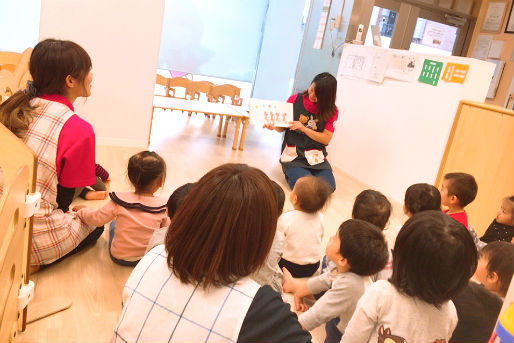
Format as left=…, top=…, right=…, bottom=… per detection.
left=299, top=270, right=365, bottom=332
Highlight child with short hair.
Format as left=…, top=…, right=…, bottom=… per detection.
left=440, top=172, right=478, bottom=229
left=341, top=210, right=478, bottom=343
left=283, top=219, right=389, bottom=343
left=278, top=175, right=332, bottom=277
left=145, top=182, right=195, bottom=253
left=252, top=180, right=286, bottom=292
left=450, top=241, right=514, bottom=343
left=481, top=196, right=514, bottom=243
left=75, top=151, right=169, bottom=266
left=404, top=183, right=441, bottom=216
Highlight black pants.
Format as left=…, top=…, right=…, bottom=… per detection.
left=279, top=258, right=320, bottom=278
left=40, top=226, right=105, bottom=268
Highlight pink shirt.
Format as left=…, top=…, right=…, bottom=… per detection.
left=77, top=192, right=170, bottom=260
left=286, top=94, right=339, bottom=132
left=40, top=94, right=96, bottom=188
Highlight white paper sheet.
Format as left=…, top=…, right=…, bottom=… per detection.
left=482, top=1, right=506, bottom=32
left=488, top=40, right=504, bottom=59
left=386, top=52, right=419, bottom=82
left=472, top=35, right=493, bottom=60
left=249, top=98, right=293, bottom=127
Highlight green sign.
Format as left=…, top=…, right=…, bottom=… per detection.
left=418, top=59, right=443, bottom=86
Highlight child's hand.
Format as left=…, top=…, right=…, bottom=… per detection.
left=282, top=267, right=296, bottom=293
left=294, top=295, right=309, bottom=312
left=72, top=205, right=86, bottom=212
left=104, top=178, right=111, bottom=193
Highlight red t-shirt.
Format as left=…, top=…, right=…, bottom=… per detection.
left=444, top=209, right=468, bottom=229
left=286, top=94, right=339, bottom=132
left=40, top=94, right=96, bottom=188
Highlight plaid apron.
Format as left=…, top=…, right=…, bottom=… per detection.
left=25, top=98, right=94, bottom=266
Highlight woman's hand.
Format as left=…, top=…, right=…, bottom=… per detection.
left=288, top=121, right=305, bottom=132
left=263, top=122, right=275, bottom=130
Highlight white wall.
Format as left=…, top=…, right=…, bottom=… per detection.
left=328, top=46, right=495, bottom=202
left=39, top=0, right=165, bottom=147
left=0, top=0, right=40, bottom=53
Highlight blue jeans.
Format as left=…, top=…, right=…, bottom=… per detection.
left=324, top=317, right=342, bottom=343
left=283, top=167, right=336, bottom=191
left=109, top=221, right=139, bottom=267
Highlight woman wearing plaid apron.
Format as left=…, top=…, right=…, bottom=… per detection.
left=264, top=73, right=338, bottom=192
left=113, top=164, right=311, bottom=343
left=0, top=39, right=103, bottom=268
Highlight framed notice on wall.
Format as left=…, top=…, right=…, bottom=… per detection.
left=482, top=1, right=507, bottom=32
left=505, top=1, right=514, bottom=33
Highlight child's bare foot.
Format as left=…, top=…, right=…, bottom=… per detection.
left=84, top=191, right=108, bottom=200
left=282, top=267, right=296, bottom=293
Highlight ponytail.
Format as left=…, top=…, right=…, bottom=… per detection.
left=0, top=81, right=40, bottom=138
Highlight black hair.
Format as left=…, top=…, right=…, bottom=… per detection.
left=301, top=72, right=337, bottom=121
left=127, top=151, right=166, bottom=193
left=338, top=219, right=389, bottom=276
left=271, top=181, right=285, bottom=214
left=404, top=183, right=441, bottom=215
left=444, top=173, right=478, bottom=207
left=505, top=196, right=514, bottom=216
left=167, top=183, right=195, bottom=219
left=390, top=210, right=478, bottom=307
left=294, top=175, right=332, bottom=213
left=481, top=241, right=514, bottom=297
left=352, top=190, right=391, bottom=230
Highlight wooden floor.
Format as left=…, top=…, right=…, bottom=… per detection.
left=17, top=109, right=407, bottom=343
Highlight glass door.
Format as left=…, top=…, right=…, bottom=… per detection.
left=364, top=0, right=401, bottom=48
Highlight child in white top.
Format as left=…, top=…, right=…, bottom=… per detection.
left=278, top=175, right=332, bottom=278
left=342, top=210, right=478, bottom=343
left=283, top=219, right=389, bottom=343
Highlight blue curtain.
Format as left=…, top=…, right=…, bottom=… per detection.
left=158, top=0, right=268, bottom=82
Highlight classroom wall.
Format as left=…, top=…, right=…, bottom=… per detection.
left=252, top=0, right=305, bottom=101
left=0, top=1, right=40, bottom=53
left=467, top=0, right=514, bottom=106
left=39, top=0, right=165, bottom=147
left=294, top=0, right=353, bottom=92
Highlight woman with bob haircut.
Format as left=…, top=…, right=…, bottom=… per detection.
left=0, top=39, right=103, bottom=269
left=342, top=210, right=477, bottom=343
left=112, top=163, right=312, bottom=343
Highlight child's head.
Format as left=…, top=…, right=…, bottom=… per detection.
left=496, top=196, right=514, bottom=226
left=290, top=176, right=332, bottom=213
left=0, top=39, right=92, bottom=138
left=325, top=219, right=389, bottom=276
left=127, top=151, right=166, bottom=194
left=474, top=241, right=514, bottom=297
left=391, top=210, right=477, bottom=307
left=404, top=183, right=441, bottom=217
left=165, top=163, right=278, bottom=288
left=352, top=190, right=391, bottom=230
left=271, top=181, right=285, bottom=214
left=167, top=183, right=195, bottom=219
left=440, top=173, right=478, bottom=208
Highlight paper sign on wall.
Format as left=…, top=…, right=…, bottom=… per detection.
left=249, top=98, right=293, bottom=127
left=441, top=63, right=469, bottom=84
left=418, top=59, right=443, bottom=86
left=313, top=0, right=332, bottom=49
left=386, top=52, right=418, bottom=82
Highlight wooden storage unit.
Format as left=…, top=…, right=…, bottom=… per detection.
left=436, top=100, right=514, bottom=235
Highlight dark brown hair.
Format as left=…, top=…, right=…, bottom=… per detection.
left=166, top=183, right=194, bottom=218
left=481, top=241, right=514, bottom=297
left=352, top=190, right=391, bottom=230
left=338, top=219, right=389, bottom=276
left=301, top=72, right=337, bottom=122
left=404, top=183, right=441, bottom=215
left=271, top=180, right=285, bottom=214
left=444, top=172, right=478, bottom=207
left=165, top=163, right=278, bottom=288
left=294, top=175, right=332, bottom=213
left=505, top=196, right=514, bottom=216
left=127, top=151, right=166, bottom=193
left=0, top=39, right=92, bottom=138
left=390, top=211, right=477, bottom=307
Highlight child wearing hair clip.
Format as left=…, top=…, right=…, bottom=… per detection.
left=74, top=151, right=169, bottom=266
